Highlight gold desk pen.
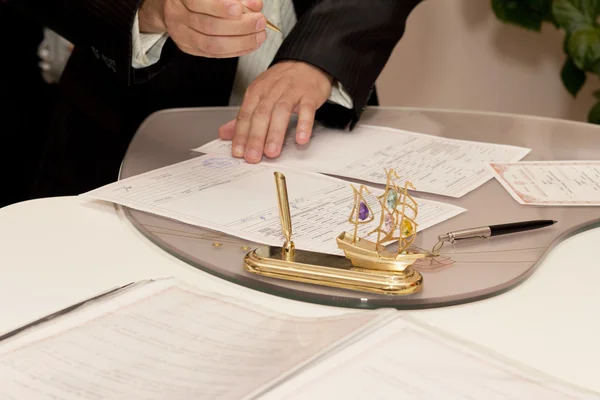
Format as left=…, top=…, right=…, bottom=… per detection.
left=274, top=172, right=295, bottom=259
left=243, top=170, right=425, bottom=295
left=243, top=6, right=281, bottom=33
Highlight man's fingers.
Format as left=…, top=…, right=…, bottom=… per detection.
left=232, top=92, right=260, bottom=158
left=180, top=0, right=263, bottom=18
left=183, top=0, right=244, bottom=18
left=241, top=0, right=263, bottom=12
left=243, top=100, right=275, bottom=162
left=169, top=0, right=267, bottom=58
left=175, top=24, right=265, bottom=57
left=177, top=40, right=261, bottom=58
left=189, top=28, right=266, bottom=56
left=244, top=82, right=291, bottom=163
left=296, top=98, right=317, bottom=144
left=186, top=11, right=265, bottom=36
left=218, top=119, right=236, bottom=140
left=264, top=97, right=294, bottom=158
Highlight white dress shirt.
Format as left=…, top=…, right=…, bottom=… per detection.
left=130, top=0, right=353, bottom=109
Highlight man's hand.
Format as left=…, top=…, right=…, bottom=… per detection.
left=218, top=61, right=333, bottom=163
left=138, top=0, right=267, bottom=58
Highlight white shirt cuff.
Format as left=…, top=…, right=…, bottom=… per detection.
left=328, top=80, right=354, bottom=109
left=131, top=11, right=169, bottom=69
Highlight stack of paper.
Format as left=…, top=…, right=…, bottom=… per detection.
left=83, top=154, right=466, bottom=255
left=82, top=123, right=540, bottom=253
left=195, top=124, right=531, bottom=198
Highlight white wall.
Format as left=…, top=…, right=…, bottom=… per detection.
left=376, top=0, right=598, bottom=123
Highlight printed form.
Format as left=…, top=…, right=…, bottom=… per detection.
left=0, top=278, right=387, bottom=400
left=82, top=154, right=466, bottom=255
left=263, top=316, right=600, bottom=399
left=3, top=279, right=596, bottom=399
left=489, top=161, right=600, bottom=206
left=194, top=124, right=531, bottom=198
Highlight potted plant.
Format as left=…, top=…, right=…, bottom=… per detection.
left=492, top=0, right=600, bottom=123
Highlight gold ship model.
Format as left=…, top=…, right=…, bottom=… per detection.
left=336, top=169, right=425, bottom=272
left=244, top=169, right=426, bottom=295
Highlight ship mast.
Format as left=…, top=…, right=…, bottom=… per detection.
left=396, top=181, right=418, bottom=255
left=366, top=169, right=419, bottom=256
left=348, top=185, right=374, bottom=244
left=369, top=168, right=402, bottom=254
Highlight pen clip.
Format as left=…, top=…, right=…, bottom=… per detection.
left=438, top=227, right=491, bottom=243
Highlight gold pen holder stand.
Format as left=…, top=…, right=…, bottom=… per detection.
left=243, top=171, right=425, bottom=296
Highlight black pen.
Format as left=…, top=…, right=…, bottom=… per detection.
left=437, top=219, right=557, bottom=244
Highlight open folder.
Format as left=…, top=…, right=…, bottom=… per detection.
left=0, top=278, right=596, bottom=399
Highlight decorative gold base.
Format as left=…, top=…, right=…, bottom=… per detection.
left=244, top=245, right=423, bottom=295
left=336, top=232, right=426, bottom=272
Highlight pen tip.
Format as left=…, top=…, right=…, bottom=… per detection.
left=553, top=220, right=558, bottom=223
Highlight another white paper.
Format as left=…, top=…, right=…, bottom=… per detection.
left=489, top=161, right=600, bottom=206
left=0, top=279, right=389, bottom=400
left=82, top=154, right=466, bottom=255
left=194, top=124, right=531, bottom=198
left=263, top=316, right=600, bottom=399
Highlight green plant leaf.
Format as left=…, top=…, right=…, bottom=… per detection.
left=492, top=0, right=551, bottom=31
left=553, top=0, right=588, bottom=31
left=566, top=25, right=600, bottom=69
left=561, top=57, right=587, bottom=96
left=587, top=101, right=600, bottom=123
left=577, top=0, right=600, bottom=21
left=591, top=57, right=600, bottom=74
left=493, top=0, right=600, bottom=125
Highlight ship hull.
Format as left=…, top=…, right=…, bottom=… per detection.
left=336, top=232, right=426, bottom=272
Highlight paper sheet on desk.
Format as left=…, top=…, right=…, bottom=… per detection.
left=0, top=278, right=391, bottom=400
left=82, top=154, right=466, bottom=255
left=194, top=124, right=531, bottom=198
left=263, top=316, right=600, bottom=399
left=489, top=161, right=600, bottom=206
left=2, top=278, right=596, bottom=400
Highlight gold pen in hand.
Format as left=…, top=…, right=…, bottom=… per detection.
left=265, top=20, right=281, bottom=33
left=243, top=5, right=281, bottom=33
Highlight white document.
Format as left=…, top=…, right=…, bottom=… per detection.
left=264, top=316, right=600, bottom=400
left=489, top=161, right=600, bottom=206
left=0, top=278, right=389, bottom=400
left=82, top=154, right=466, bottom=255
left=2, top=279, right=598, bottom=400
left=194, top=124, right=531, bottom=198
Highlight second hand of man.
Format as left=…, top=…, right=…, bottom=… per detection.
left=214, top=4, right=333, bottom=164
left=218, top=60, right=333, bottom=163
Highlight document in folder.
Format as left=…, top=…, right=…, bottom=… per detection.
left=0, top=278, right=597, bottom=399
left=195, top=123, right=531, bottom=198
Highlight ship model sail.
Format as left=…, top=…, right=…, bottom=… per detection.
left=336, top=168, right=426, bottom=272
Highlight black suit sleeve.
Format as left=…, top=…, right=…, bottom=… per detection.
left=271, top=0, right=423, bottom=129
left=5, top=0, right=175, bottom=85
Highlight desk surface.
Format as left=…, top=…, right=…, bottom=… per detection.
left=2, top=107, right=600, bottom=395
left=119, top=106, right=600, bottom=309
left=0, top=196, right=598, bottom=393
